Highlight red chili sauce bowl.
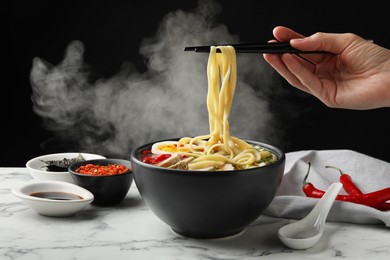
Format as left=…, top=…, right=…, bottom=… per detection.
left=68, top=159, right=133, bottom=206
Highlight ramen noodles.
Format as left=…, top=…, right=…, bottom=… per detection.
left=142, top=46, right=278, bottom=171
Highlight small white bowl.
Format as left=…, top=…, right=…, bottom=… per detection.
left=12, top=180, right=94, bottom=217
left=26, top=152, right=106, bottom=183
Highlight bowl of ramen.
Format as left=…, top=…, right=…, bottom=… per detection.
left=130, top=138, right=285, bottom=239
left=26, top=153, right=107, bottom=183
left=68, top=158, right=133, bottom=206
left=131, top=45, right=285, bottom=238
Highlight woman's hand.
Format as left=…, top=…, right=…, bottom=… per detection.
left=263, top=26, right=390, bottom=109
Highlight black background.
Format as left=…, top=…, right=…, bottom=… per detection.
left=4, top=0, right=389, bottom=166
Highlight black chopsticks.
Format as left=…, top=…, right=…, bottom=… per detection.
left=184, top=42, right=326, bottom=54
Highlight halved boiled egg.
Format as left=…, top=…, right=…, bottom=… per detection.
left=151, top=141, right=189, bottom=155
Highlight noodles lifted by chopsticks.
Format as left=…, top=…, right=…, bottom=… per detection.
left=176, top=46, right=276, bottom=170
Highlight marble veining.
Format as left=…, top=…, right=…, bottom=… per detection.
left=1, top=168, right=390, bottom=260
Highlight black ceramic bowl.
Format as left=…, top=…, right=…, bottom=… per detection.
left=68, top=159, right=133, bottom=206
left=130, top=138, right=285, bottom=239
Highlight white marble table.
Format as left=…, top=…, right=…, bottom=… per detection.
left=1, top=168, right=389, bottom=260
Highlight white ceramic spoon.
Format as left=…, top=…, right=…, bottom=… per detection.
left=278, top=182, right=343, bottom=250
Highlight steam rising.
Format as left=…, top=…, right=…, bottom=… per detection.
left=30, top=0, right=277, bottom=158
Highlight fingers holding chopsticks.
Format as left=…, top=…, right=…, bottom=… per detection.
left=267, top=26, right=328, bottom=65
left=263, top=26, right=335, bottom=98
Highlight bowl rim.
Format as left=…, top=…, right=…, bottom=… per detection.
left=26, top=152, right=107, bottom=173
left=68, top=158, right=133, bottom=178
left=12, top=180, right=94, bottom=203
left=130, top=137, right=285, bottom=176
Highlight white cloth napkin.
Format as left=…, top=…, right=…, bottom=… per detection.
left=264, top=150, right=390, bottom=227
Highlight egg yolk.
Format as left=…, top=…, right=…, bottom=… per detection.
left=158, top=144, right=189, bottom=153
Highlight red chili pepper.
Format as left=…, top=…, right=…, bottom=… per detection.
left=370, top=201, right=390, bottom=211
left=302, top=161, right=326, bottom=197
left=326, top=165, right=390, bottom=211
left=303, top=162, right=390, bottom=207
left=142, top=156, right=154, bottom=164
left=335, top=188, right=390, bottom=207
left=325, top=166, right=363, bottom=195
left=142, top=154, right=171, bottom=164
left=153, top=154, right=171, bottom=163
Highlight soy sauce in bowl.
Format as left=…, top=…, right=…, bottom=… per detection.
left=29, top=191, right=83, bottom=200
left=12, top=180, right=94, bottom=217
